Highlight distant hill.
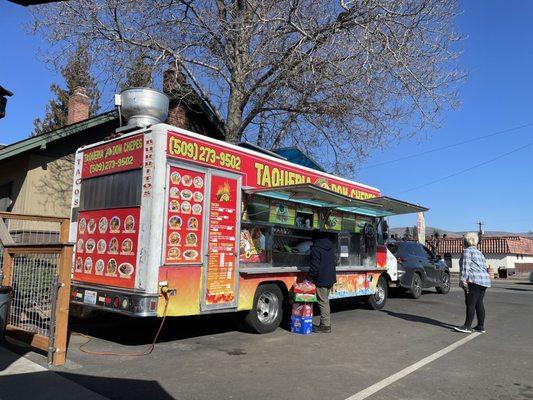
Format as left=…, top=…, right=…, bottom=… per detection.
left=390, top=226, right=533, bottom=238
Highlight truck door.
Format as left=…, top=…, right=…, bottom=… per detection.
left=201, top=171, right=241, bottom=311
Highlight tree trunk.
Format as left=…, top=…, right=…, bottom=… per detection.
left=225, top=84, right=243, bottom=144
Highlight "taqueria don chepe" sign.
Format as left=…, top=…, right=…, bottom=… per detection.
left=82, top=134, right=144, bottom=178
left=167, top=131, right=380, bottom=199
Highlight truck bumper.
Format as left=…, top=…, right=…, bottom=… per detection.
left=70, top=282, right=159, bottom=317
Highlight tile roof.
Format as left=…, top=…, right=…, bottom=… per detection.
left=429, top=236, right=533, bottom=255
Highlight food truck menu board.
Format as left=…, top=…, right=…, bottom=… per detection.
left=205, top=175, right=238, bottom=306
left=165, top=166, right=205, bottom=264
left=74, top=207, right=140, bottom=289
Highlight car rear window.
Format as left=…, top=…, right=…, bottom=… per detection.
left=387, top=242, right=424, bottom=258
left=411, top=244, right=428, bottom=258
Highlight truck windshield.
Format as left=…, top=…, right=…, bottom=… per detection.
left=79, top=169, right=142, bottom=211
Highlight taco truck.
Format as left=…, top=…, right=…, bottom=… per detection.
left=69, top=88, right=426, bottom=333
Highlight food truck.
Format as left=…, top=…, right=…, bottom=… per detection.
left=70, top=109, right=426, bottom=333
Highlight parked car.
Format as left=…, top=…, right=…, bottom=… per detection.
left=386, top=240, right=450, bottom=298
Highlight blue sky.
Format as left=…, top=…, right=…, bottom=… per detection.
left=1, top=0, right=532, bottom=233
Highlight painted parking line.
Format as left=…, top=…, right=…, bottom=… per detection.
left=345, top=332, right=481, bottom=400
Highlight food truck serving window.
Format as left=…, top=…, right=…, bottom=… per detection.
left=240, top=184, right=387, bottom=269
left=80, top=169, right=142, bottom=211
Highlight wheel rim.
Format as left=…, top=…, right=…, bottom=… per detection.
left=374, top=281, right=385, bottom=304
left=256, top=292, right=279, bottom=325
left=414, top=276, right=421, bottom=296
left=442, top=274, right=450, bottom=290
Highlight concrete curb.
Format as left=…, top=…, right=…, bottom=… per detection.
left=0, top=345, right=108, bottom=400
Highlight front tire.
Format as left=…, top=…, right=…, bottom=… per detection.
left=366, top=276, right=388, bottom=310
left=244, top=284, right=283, bottom=334
left=409, top=273, right=422, bottom=299
left=436, top=273, right=450, bottom=294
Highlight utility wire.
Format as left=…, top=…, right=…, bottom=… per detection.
left=360, top=122, right=533, bottom=169
left=392, top=140, right=533, bottom=196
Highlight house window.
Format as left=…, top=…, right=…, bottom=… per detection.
left=0, top=182, right=12, bottom=211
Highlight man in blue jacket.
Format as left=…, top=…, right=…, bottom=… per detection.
left=307, top=230, right=337, bottom=333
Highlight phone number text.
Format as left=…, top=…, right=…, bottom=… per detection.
left=88, top=156, right=135, bottom=174
left=168, top=137, right=241, bottom=171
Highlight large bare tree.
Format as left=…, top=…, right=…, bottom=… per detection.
left=32, top=0, right=463, bottom=173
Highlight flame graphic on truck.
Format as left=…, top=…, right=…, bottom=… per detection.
left=216, top=181, right=231, bottom=202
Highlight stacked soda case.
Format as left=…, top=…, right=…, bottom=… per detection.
left=291, top=280, right=316, bottom=335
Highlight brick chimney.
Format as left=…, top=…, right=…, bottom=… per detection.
left=163, top=65, right=188, bottom=129
left=67, top=86, right=90, bottom=125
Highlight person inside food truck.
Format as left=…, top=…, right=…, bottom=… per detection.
left=307, top=230, right=337, bottom=333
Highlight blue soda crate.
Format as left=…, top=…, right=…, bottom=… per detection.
left=291, top=316, right=313, bottom=335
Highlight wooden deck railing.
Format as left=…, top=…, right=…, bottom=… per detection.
left=0, top=212, right=72, bottom=366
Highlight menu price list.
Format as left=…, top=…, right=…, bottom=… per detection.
left=165, top=166, right=205, bottom=264
left=205, top=176, right=238, bottom=305
left=73, top=207, right=140, bottom=289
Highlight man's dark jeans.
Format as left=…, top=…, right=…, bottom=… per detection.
left=464, top=282, right=487, bottom=329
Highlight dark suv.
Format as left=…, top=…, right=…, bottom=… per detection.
left=387, top=241, right=450, bottom=298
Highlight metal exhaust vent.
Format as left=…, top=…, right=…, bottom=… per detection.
left=115, top=87, right=169, bottom=132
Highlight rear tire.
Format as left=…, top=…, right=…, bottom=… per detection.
left=244, top=284, right=283, bottom=334
left=436, top=273, right=451, bottom=294
left=409, top=273, right=422, bottom=299
left=366, top=276, right=388, bottom=310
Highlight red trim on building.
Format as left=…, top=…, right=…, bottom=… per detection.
left=515, top=263, right=533, bottom=273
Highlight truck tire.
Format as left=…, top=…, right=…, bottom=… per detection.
left=409, top=273, right=422, bottom=299
left=244, top=284, right=283, bottom=334
left=366, top=276, right=388, bottom=310
left=436, top=273, right=451, bottom=294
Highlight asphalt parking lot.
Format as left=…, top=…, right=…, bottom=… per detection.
left=3, top=279, right=533, bottom=400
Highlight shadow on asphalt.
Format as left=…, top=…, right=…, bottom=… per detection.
left=0, top=369, right=174, bottom=400
left=55, top=372, right=175, bottom=400
left=387, top=287, right=443, bottom=300
left=2, top=337, right=175, bottom=400
left=380, top=309, right=455, bottom=329
left=501, top=287, right=533, bottom=292
left=69, top=297, right=370, bottom=345
left=69, top=313, right=243, bottom=346
left=0, top=340, right=31, bottom=371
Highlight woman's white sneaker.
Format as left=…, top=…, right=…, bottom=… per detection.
left=454, top=326, right=472, bottom=333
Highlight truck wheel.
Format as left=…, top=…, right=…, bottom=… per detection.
left=409, top=273, right=422, bottom=299
left=244, top=284, right=283, bottom=334
left=436, top=273, right=451, bottom=294
left=366, top=276, right=388, bottom=310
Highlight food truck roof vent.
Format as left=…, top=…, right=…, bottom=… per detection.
left=115, top=87, right=169, bottom=133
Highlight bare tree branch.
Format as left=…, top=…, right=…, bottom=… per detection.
left=31, top=0, right=464, bottom=174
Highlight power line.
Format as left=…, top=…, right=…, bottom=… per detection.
left=392, top=140, right=533, bottom=196
left=360, top=122, right=533, bottom=169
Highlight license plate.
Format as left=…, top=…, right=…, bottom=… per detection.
left=84, top=290, right=97, bottom=305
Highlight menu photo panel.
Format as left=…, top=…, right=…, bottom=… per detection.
left=73, top=207, right=140, bottom=289
left=164, top=166, right=206, bottom=265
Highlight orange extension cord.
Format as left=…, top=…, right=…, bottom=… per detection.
left=71, top=294, right=169, bottom=357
